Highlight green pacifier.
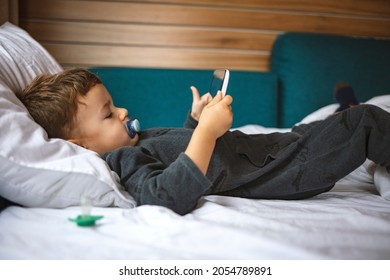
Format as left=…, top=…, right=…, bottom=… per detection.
left=68, top=197, right=104, bottom=227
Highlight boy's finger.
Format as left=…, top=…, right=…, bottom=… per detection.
left=201, top=93, right=212, bottom=104
left=222, top=94, right=233, bottom=106
left=190, top=86, right=200, bottom=101
left=208, top=91, right=223, bottom=105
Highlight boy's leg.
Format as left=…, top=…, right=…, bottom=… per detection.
left=223, top=104, right=390, bottom=200
left=291, top=121, right=321, bottom=135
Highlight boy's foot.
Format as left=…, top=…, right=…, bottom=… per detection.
left=334, top=82, right=359, bottom=112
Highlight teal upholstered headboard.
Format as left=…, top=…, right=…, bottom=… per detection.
left=271, top=33, right=390, bottom=127
left=89, top=67, right=278, bottom=129
left=90, top=33, right=390, bottom=130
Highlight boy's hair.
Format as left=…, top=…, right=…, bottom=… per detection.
left=17, top=68, right=102, bottom=139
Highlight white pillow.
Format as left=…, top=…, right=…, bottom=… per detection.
left=366, top=95, right=390, bottom=200
left=0, top=23, right=62, bottom=92
left=298, top=95, right=390, bottom=124
left=0, top=22, right=135, bottom=208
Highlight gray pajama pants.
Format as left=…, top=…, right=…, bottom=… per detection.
left=220, top=104, right=390, bottom=200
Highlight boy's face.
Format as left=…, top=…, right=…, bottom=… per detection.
left=68, top=84, right=138, bottom=155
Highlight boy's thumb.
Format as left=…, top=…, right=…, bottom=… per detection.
left=208, top=91, right=223, bottom=105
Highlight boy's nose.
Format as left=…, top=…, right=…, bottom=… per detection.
left=118, top=108, right=128, bottom=120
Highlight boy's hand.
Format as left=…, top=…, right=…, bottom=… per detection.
left=197, top=91, right=233, bottom=139
left=185, top=91, right=233, bottom=175
left=190, top=86, right=212, bottom=121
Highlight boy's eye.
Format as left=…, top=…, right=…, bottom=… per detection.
left=105, top=112, right=113, bottom=119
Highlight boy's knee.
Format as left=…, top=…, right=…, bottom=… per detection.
left=349, top=104, right=386, bottom=119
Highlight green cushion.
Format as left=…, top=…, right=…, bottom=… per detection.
left=271, top=32, right=390, bottom=127
left=89, top=67, right=278, bottom=128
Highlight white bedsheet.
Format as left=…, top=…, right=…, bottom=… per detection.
left=1, top=181, right=389, bottom=260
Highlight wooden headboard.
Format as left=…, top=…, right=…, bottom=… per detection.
left=0, top=0, right=18, bottom=25
left=18, top=0, right=390, bottom=71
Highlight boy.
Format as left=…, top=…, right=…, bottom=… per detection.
left=17, top=68, right=390, bottom=215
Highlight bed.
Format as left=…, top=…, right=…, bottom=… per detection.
left=1, top=22, right=390, bottom=260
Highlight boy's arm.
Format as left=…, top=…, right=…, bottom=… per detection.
left=185, top=91, right=233, bottom=174
left=183, top=112, right=198, bottom=129
left=105, top=148, right=212, bottom=215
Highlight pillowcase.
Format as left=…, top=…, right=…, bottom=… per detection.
left=0, top=22, right=135, bottom=208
